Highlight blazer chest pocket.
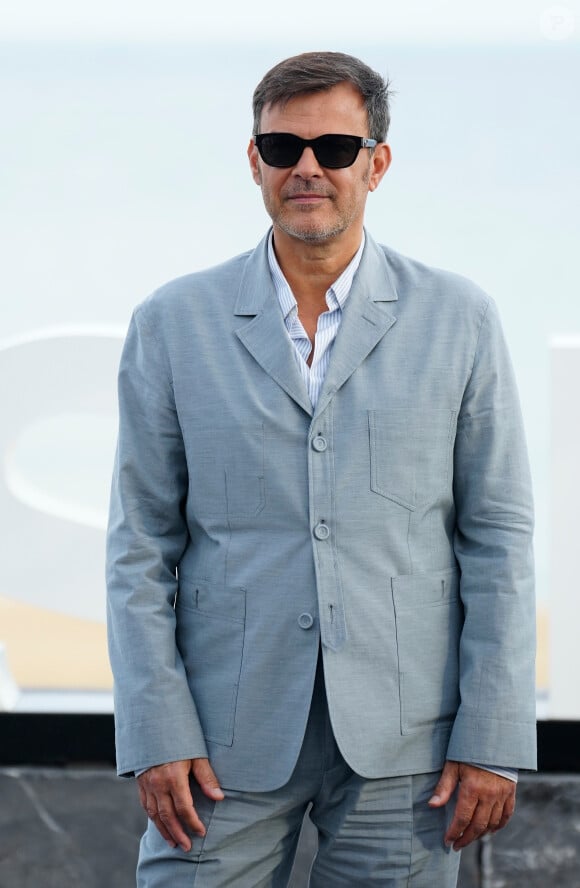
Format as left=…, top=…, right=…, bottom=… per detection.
left=369, top=408, right=456, bottom=510
left=175, top=579, right=246, bottom=746
left=392, top=568, right=462, bottom=735
left=187, top=423, right=265, bottom=521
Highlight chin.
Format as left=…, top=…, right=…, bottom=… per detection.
left=279, top=220, right=347, bottom=243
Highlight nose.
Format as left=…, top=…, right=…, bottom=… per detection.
left=292, top=145, right=323, bottom=177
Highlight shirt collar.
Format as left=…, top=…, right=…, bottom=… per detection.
left=267, top=230, right=366, bottom=321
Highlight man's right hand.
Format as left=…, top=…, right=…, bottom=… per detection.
left=137, top=758, right=224, bottom=851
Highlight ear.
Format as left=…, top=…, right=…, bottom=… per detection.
left=368, top=143, right=392, bottom=193
left=247, top=138, right=262, bottom=185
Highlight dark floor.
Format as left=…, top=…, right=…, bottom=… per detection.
left=0, top=769, right=578, bottom=887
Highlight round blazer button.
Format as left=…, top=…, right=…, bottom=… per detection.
left=314, top=523, right=330, bottom=540
left=312, top=435, right=328, bottom=452
left=298, top=612, right=314, bottom=629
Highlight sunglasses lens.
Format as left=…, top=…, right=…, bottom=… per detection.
left=315, top=135, right=358, bottom=169
left=258, top=134, right=302, bottom=167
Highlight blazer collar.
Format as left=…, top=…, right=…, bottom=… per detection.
left=233, top=229, right=398, bottom=418
left=234, top=228, right=398, bottom=315
left=234, top=231, right=313, bottom=415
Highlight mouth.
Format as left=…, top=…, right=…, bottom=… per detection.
left=286, top=193, right=330, bottom=205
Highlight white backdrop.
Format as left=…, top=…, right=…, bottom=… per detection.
left=1, top=26, right=578, bottom=713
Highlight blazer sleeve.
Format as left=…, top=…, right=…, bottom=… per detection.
left=106, top=302, right=208, bottom=776
left=447, top=296, right=537, bottom=770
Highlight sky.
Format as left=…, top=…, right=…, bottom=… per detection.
left=0, top=0, right=578, bottom=44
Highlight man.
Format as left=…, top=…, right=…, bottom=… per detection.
left=107, top=51, right=536, bottom=887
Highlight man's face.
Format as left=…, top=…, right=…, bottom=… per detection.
left=248, top=82, right=391, bottom=246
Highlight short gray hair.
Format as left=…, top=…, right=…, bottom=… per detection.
left=252, top=51, right=392, bottom=142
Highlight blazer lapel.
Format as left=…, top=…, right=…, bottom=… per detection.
left=234, top=234, right=313, bottom=417
left=314, top=234, right=398, bottom=419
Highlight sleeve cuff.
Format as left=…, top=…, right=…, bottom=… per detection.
left=470, top=763, right=518, bottom=783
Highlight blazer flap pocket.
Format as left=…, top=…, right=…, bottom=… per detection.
left=391, top=568, right=460, bottom=611
left=176, top=577, right=246, bottom=622
left=391, top=568, right=462, bottom=731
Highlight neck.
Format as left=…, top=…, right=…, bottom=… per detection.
left=272, top=225, right=363, bottom=311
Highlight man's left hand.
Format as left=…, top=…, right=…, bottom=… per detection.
left=428, top=760, right=516, bottom=850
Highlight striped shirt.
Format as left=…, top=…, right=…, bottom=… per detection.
left=267, top=231, right=365, bottom=408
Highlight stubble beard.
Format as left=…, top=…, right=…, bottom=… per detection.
left=275, top=214, right=349, bottom=244
left=261, top=164, right=371, bottom=245
left=269, top=189, right=357, bottom=245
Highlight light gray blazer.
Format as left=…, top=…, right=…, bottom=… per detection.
left=106, top=231, right=536, bottom=788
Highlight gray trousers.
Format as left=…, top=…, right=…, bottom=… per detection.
left=137, top=658, right=461, bottom=887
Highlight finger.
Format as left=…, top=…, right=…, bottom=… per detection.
left=429, top=760, right=459, bottom=807
left=192, top=758, right=225, bottom=801
left=149, top=811, right=178, bottom=848
left=156, top=790, right=199, bottom=850
left=488, top=800, right=505, bottom=833
left=495, top=791, right=516, bottom=832
left=137, top=781, right=177, bottom=847
left=444, top=780, right=479, bottom=848
left=137, top=781, right=147, bottom=812
left=144, top=764, right=199, bottom=850
left=139, top=784, right=178, bottom=848
left=448, top=799, right=493, bottom=850
left=146, top=787, right=186, bottom=848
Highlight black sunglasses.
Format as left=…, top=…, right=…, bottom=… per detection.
left=253, top=132, right=378, bottom=169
